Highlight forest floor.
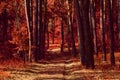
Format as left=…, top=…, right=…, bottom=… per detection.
left=0, top=48, right=120, bottom=80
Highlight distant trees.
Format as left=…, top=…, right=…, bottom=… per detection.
left=0, top=0, right=25, bottom=59
left=74, top=0, right=119, bottom=68
left=24, top=0, right=46, bottom=62
left=0, top=0, right=119, bottom=68
left=23, top=0, right=119, bottom=66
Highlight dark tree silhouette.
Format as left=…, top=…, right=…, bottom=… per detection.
left=108, top=0, right=115, bottom=65
left=100, top=0, right=107, bottom=61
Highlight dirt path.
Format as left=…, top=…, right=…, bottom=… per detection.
left=0, top=49, right=120, bottom=80
left=1, top=60, right=120, bottom=80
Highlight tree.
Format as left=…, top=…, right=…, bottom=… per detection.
left=33, top=0, right=39, bottom=62
left=118, top=0, right=120, bottom=51
left=24, top=0, right=32, bottom=62
left=108, top=0, right=115, bottom=65
left=74, top=0, right=86, bottom=65
left=82, top=0, right=95, bottom=68
left=90, top=0, right=98, bottom=57
left=66, top=0, right=77, bottom=56
left=38, top=0, right=45, bottom=59
left=74, top=0, right=95, bottom=68
left=100, top=0, right=107, bottom=61
left=61, top=18, right=64, bottom=53
left=43, top=0, right=47, bottom=47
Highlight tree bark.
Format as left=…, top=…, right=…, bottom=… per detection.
left=67, top=0, right=77, bottom=56
left=39, top=0, right=45, bottom=59
left=90, top=0, right=98, bottom=57
left=118, top=0, right=120, bottom=51
left=81, top=0, right=95, bottom=68
left=61, top=18, right=64, bottom=53
left=100, top=0, right=107, bottom=61
left=24, top=0, right=32, bottom=62
left=74, top=0, right=86, bottom=65
left=34, top=0, right=39, bottom=62
left=108, top=0, right=115, bottom=65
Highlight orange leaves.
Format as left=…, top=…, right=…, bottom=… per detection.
left=0, top=71, right=10, bottom=78
left=48, top=0, right=55, bottom=6
left=0, top=2, right=6, bottom=14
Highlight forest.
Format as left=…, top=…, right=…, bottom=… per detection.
left=0, top=0, right=120, bottom=80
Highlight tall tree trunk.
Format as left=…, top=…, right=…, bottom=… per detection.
left=108, top=0, right=115, bottom=65
left=40, top=0, right=47, bottom=58
left=74, top=0, right=86, bottom=65
left=100, top=0, right=107, bottom=61
left=90, top=0, right=98, bottom=57
left=70, top=14, right=77, bottom=56
left=118, top=0, right=120, bottom=51
left=30, top=0, right=34, bottom=62
left=67, top=0, right=77, bottom=56
left=24, top=0, right=32, bottom=62
left=81, top=0, right=95, bottom=68
left=66, top=18, right=71, bottom=53
left=61, top=18, right=64, bottom=53
left=39, top=0, right=44, bottom=59
left=34, top=0, right=39, bottom=62
left=66, top=1, right=71, bottom=54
